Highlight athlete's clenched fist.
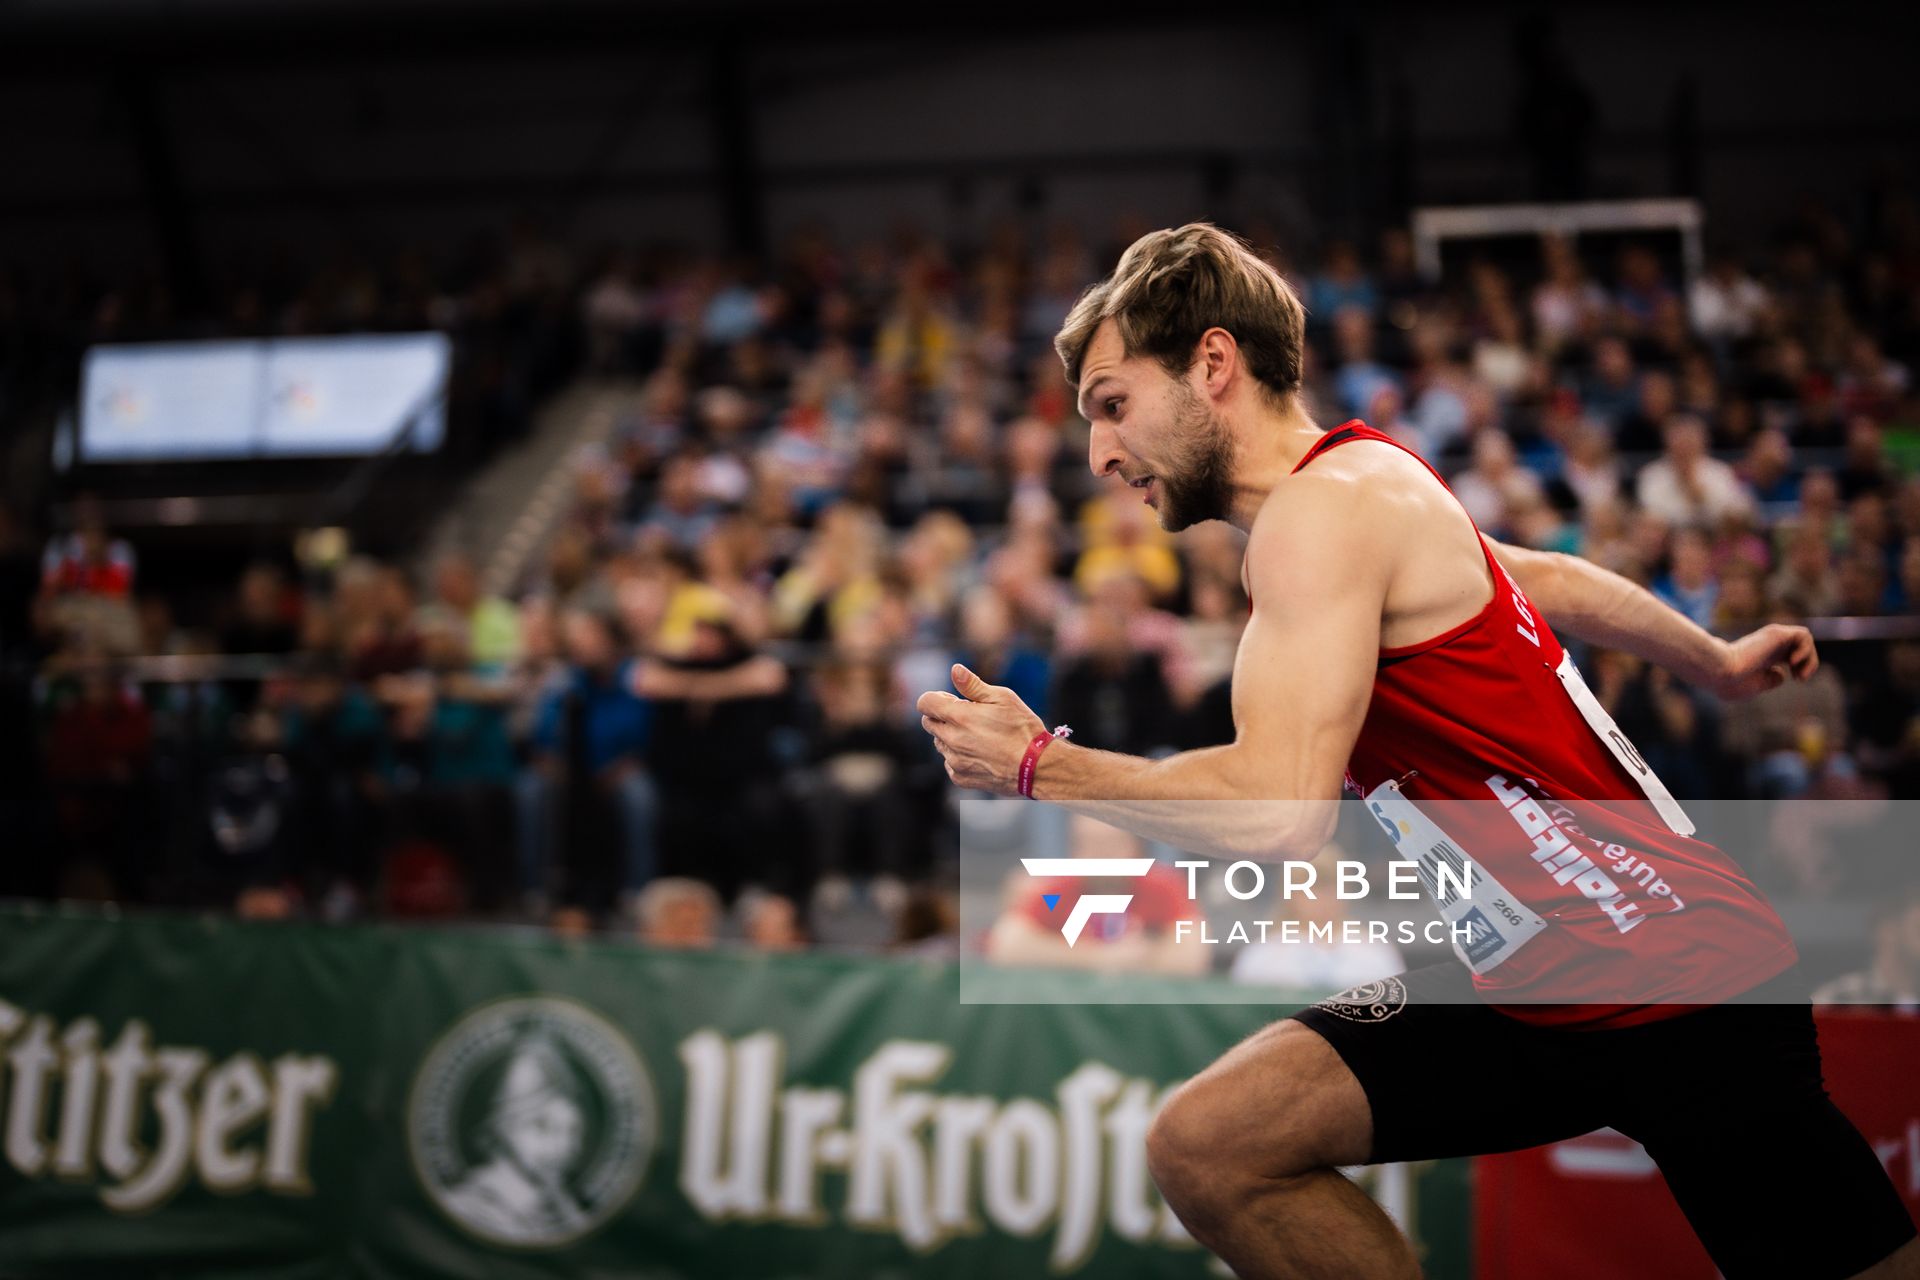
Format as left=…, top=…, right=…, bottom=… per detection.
left=1709, top=623, right=1820, bottom=700
left=916, top=664, right=1046, bottom=795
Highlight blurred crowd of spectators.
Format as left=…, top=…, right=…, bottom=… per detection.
left=7, top=193, right=1920, bottom=962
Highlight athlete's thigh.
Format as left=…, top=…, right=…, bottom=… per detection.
left=1615, top=998, right=1918, bottom=1280
left=1633, top=1089, right=1916, bottom=1280
left=1158, top=1003, right=1377, bottom=1177
left=1288, top=962, right=1610, bottom=1164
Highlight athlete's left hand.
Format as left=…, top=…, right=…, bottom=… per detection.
left=916, top=664, right=1046, bottom=795
left=1711, top=624, right=1819, bottom=700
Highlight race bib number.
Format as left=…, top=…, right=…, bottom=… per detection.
left=1553, top=651, right=1695, bottom=837
left=1365, top=778, right=1548, bottom=975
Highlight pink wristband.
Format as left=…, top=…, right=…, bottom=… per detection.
left=1017, top=725, right=1072, bottom=799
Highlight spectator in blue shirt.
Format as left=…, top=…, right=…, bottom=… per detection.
left=1580, top=337, right=1640, bottom=431
left=634, top=452, right=720, bottom=555
left=519, top=607, right=659, bottom=913
left=1655, top=529, right=1721, bottom=629
left=1742, top=429, right=1802, bottom=507
left=1330, top=308, right=1400, bottom=419
left=1309, top=241, right=1378, bottom=323
left=951, top=587, right=1050, bottom=724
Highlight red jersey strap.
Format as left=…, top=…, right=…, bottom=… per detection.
left=1290, top=419, right=1376, bottom=474
left=1289, top=420, right=1500, bottom=585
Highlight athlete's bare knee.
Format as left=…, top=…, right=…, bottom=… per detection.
left=1147, top=1021, right=1358, bottom=1208
left=1143, top=1083, right=1218, bottom=1206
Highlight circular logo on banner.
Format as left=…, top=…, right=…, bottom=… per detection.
left=409, top=996, right=655, bottom=1248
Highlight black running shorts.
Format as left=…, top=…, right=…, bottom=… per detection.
left=1289, top=962, right=1917, bottom=1280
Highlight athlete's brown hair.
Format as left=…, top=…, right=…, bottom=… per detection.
left=1054, top=222, right=1306, bottom=402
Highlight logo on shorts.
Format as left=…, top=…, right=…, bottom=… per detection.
left=409, top=997, right=656, bottom=1248
left=1454, top=907, right=1507, bottom=965
left=1313, top=977, right=1409, bottom=1023
left=1020, top=857, right=1155, bottom=945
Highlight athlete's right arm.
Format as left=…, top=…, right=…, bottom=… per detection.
left=1484, top=536, right=1819, bottom=699
left=917, top=473, right=1388, bottom=862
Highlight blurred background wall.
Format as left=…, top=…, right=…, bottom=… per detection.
left=2, top=1, right=1913, bottom=269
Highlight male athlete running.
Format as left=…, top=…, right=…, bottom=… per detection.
left=918, top=224, right=1919, bottom=1279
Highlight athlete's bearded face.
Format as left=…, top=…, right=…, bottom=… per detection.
left=1080, top=326, right=1238, bottom=533
left=1146, top=378, right=1238, bottom=532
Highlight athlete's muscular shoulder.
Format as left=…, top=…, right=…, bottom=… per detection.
left=1249, top=439, right=1491, bottom=648
left=1244, top=457, right=1398, bottom=612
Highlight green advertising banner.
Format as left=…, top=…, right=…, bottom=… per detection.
left=0, top=906, right=1470, bottom=1278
